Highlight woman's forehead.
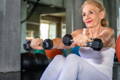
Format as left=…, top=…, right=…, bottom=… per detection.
left=82, top=4, right=100, bottom=12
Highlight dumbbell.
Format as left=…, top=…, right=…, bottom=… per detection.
left=23, top=40, right=32, bottom=51
left=42, top=34, right=103, bottom=51
left=62, top=34, right=103, bottom=51
left=23, top=38, right=53, bottom=50
left=42, top=39, right=53, bottom=49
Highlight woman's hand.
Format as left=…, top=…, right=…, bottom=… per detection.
left=30, top=38, right=43, bottom=50
left=73, top=29, right=91, bottom=47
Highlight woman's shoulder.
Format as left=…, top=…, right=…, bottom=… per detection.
left=101, top=26, right=114, bottom=34
left=71, top=28, right=83, bottom=37
left=102, top=26, right=114, bottom=32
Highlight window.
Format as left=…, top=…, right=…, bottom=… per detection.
left=40, top=22, right=56, bottom=40
left=26, top=30, right=34, bottom=40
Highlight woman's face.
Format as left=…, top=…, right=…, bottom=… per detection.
left=82, top=4, right=104, bottom=28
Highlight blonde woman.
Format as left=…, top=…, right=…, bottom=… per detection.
left=38, top=0, right=115, bottom=80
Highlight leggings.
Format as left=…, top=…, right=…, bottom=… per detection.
left=40, top=54, right=109, bottom=80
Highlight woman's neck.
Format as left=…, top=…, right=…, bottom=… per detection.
left=88, top=26, right=100, bottom=31
left=87, top=26, right=103, bottom=38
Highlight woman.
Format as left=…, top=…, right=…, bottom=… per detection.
left=31, top=0, right=115, bottom=80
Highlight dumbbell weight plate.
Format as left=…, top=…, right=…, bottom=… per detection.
left=87, top=38, right=103, bottom=51
left=42, top=39, right=53, bottom=49
left=62, top=34, right=73, bottom=46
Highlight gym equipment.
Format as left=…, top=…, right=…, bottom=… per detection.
left=42, top=35, right=103, bottom=51
left=116, top=35, right=120, bottom=62
left=45, top=49, right=63, bottom=59
left=61, top=46, right=80, bottom=56
left=21, top=52, right=49, bottom=71
left=63, top=34, right=73, bottom=46
left=23, top=40, right=32, bottom=51
left=21, top=53, right=36, bottom=71
left=63, top=34, right=103, bottom=51
left=33, top=49, right=45, bottom=54
left=42, top=39, right=53, bottom=49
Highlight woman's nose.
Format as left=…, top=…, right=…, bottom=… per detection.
left=84, top=14, right=91, bottom=20
left=85, top=14, right=90, bottom=19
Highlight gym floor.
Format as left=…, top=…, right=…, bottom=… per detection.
left=0, top=72, right=20, bottom=80
left=21, top=71, right=41, bottom=80
left=0, top=71, right=41, bottom=80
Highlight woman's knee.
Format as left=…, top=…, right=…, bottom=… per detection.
left=66, top=54, right=80, bottom=62
left=54, top=55, right=65, bottom=60
left=51, top=55, right=65, bottom=63
left=67, top=54, right=79, bottom=59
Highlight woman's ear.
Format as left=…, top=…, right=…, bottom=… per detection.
left=99, top=11, right=105, bottom=19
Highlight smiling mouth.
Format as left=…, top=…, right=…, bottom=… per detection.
left=86, top=20, right=93, bottom=24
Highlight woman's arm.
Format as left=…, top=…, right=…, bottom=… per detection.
left=52, top=38, right=73, bottom=49
left=97, top=27, right=115, bottom=48
left=71, top=27, right=115, bottom=48
left=30, top=37, right=74, bottom=50
left=30, top=28, right=101, bottom=50
left=71, top=29, right=92, bottom=47
left=30, top=38, right=43, bottom=50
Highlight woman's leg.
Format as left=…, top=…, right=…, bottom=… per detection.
left=58, top=54, right=108, bottom=80
left=77, top=59, right=109, bottom=80
left=58, top=54, right=80, bottom=80
left=40, top=55, right=65, bottom=80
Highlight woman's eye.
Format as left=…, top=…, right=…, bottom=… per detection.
left=89, top=11, right=94, bottom=14
left=82, top=13, right=86, bottom=17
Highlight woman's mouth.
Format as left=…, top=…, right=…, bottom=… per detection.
left=86, top=20, right=93, bottom=24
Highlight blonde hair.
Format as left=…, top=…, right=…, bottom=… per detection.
left=81, top=0, right=108, bottom=27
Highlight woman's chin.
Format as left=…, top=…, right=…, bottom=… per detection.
left=86, top=26, right=94, bottom=28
